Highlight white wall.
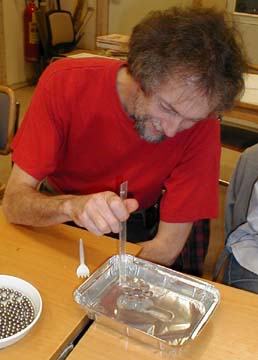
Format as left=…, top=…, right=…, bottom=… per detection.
left=2, top=0, right=92, bottom=86
left=3, top=0, right=39, bottom=87
left=201, top=0, right=227, bottom=11
left=108, top=0, right=193, bottom=35
left=4, top=0, right=258, bottom=87
left=59, top=0, right=96, bottom=49
left=224, top=0, right=258, bottom=64
left=233, top=14, right=258, bottom=64
left=60, top=0, right=77, bottom=13
left=77, top=0, right=98, bottom=50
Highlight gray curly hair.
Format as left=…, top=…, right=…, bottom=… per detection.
left=127, top=7, right=247, bottom=112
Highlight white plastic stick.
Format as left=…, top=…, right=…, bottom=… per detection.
left=119, top=180, right=128, bottom=284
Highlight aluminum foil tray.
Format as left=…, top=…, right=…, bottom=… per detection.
left=74, top=255, right=220, bottom=350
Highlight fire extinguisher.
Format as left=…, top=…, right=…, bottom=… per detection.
left=24, top=0, right=40, bottom=62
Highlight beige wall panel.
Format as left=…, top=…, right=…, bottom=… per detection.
left=200, top=0, right=227, bottom=11
left=3, top=0, right=38, bottom=87
left=0, top=0, right=6, bottom=84
left=108, top=0, right=192, bottom=35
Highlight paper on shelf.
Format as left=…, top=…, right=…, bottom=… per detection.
left=240, top=73, right=258, bottom=105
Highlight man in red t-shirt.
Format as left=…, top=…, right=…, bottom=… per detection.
left=3, top=7, right=246, bottom=270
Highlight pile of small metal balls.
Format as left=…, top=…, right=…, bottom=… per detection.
left=0, top=287, right=35, bottom=339
left=121, top=277, right=154, bottom=299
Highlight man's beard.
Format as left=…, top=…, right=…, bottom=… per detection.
left=133, top=116, right=166, bottom=143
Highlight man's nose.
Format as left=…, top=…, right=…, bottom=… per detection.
left=160, top=117, right=182, bottom=137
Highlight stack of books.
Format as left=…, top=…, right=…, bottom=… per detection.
left=96, top=34, right=129, bottom=56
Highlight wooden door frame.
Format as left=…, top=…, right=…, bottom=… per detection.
left=0, top=0, right=7, bottom=84
left=96, top=0, right=109, bottom=36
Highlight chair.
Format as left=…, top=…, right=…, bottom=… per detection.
left=0, top=86, right=19, bottom=156
left=213, top=143, right=258, bottom=281
left=35, top=0, right=95, bottom=70
left=36, top=9, right=78, bottom=69
left=46, top=10, right=77, bottom=57
left=35, top=9, right=78, bottom=70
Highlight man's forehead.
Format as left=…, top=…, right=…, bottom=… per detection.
left=158, top=80, right=216, bottom=120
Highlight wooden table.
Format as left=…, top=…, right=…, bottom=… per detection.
left=224, top=105, right=258, bottom=128
left=67, top=281, right=258, bottom=360
left=0, top=207, right=141, bottom=359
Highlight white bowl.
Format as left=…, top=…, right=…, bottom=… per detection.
left=0, top=275, right=42, bottom=349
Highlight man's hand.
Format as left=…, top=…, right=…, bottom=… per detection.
left=63, top=191, right=138, bottom=235
left=3, top=164, right=139, bottom=232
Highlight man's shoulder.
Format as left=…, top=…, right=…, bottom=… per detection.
left=41, top=57, right=124, bottom=80
left=178, top=115, right=220, bottom=141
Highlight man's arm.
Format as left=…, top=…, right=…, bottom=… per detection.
left=3, top=164, right=138, bottom=234
left=138, top=221, right=192, bottom=266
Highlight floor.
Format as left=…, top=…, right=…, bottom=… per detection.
left=0, top=86, right=242, bottom=281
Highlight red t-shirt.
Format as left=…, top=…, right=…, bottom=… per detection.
left=12, top=58, right=221, bottom=222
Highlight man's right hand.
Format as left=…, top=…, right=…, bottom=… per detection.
left=63, top=191, right=139, bottom=235
left=3, top=164, right=139, bottom=233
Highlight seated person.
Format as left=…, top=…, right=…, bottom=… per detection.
left=213, top=143, right=258, bottom=292
left=222, top=179, right=258, bottom=294
left=2, top=7, right=246, bottom=273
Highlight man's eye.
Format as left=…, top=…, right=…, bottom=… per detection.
left=159, top=102, right=174, bottom=114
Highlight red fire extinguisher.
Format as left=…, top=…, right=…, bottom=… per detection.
left=24, top=0, right=40, bottom=62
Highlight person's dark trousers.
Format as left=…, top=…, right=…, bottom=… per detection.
left=222, top=254, right=258, bottom=294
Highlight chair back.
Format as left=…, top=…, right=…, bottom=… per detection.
left=46, top=10, right=76, bottom=56
left=0, top=86, right=19, bottom=155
